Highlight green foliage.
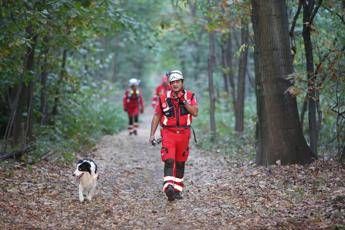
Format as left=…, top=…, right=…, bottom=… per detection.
left=193, top=95, right=256, bottom=161
left=0, top=0, right=343, bottom=164
left=33, top=81, right=126, bottom=162
left=0, top=0, right=138, bottom=162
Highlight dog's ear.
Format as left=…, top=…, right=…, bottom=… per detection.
left=93, top=161, right=97, bottom=174
left=86, top=159, right=97, bottom=173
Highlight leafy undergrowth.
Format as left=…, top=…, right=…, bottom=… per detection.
left=0, top=123, right=344, bottom=229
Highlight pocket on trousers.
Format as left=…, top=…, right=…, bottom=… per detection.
left=161, top=147, right=168, bottom=157
left=182, top=146, right=189, bottom=157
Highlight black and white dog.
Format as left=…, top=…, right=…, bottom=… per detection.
left=73, top=159, right=98, bottom=202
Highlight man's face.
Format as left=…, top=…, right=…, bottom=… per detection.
left=170, top=80, right=183, bottom=92
left=131, top=85, right=137, bottom=90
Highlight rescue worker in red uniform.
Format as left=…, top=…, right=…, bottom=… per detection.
left=123, top=78, right=144, bottom=135
left=149, top=70, right=198, bottom=201
left=151, top=74, right=171, bottom=109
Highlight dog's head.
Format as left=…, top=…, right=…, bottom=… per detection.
left=73, top=159, right=97, bottom=179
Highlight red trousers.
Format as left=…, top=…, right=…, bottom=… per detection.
left=160, top=128, right=191, bottom=162
left=161, top=128, right=190, bottom=193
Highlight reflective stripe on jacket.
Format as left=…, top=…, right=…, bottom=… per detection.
left=123, top=89, right=144, bottom=114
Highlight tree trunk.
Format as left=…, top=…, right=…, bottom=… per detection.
left=221, top=33, right=230, bottom=95
left=251, top=0, right=315, bottom=165
left=302, top=0, right=318, bottom=156
left=52, top=49, right=67, bottom=116
left=254, top=39, right=263, bottom=164
left=3, top=84, right=23, bottom=151
left=228, top=31, right=238, bottom=113
left=23, top=28, right=37, bottom=145
left=235, top=20, right=249, bottom=133
left=208, top=3, right=217, bottom=141
left=25, top=77, right=35, bottom=142
left=8, top=26, right=37, bottom=149
left=40, top=46, right=49, bottom=125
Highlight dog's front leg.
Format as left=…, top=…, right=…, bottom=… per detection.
left=86, top=183, right=97, bottom=201
left=79, top=184, right=84, bottom=202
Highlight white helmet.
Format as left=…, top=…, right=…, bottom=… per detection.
left=128, top=78, right=140, bottom=86
left=168, top=70, right=184, bottom=82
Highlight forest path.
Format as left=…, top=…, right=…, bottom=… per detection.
left=75, top=107, right=240, bottom=228
left=1, top=107, right=344, bottom=229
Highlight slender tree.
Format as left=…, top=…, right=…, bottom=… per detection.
left=251, top=0, right=316, bottom=165
left=52, top=49, right=67, bottom=116
left=220, top=33, right=231, bottom=96
left=7, top=25, right=37, bottom=149
left=302, top=0, right=322, bottom=156
left=207, top=0, right=217, bottom=141
left=40, top=44, right=49, bottom=126
left=221, top=30, right=236, bottom=113
left=235, top=19, right=249, bottom=133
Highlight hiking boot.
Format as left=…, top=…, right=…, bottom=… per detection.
left=133, top=130, right=137, bottom=135
left=165, top=185, right=175, bottom=201
left=174, top=192, right=183, bottom=200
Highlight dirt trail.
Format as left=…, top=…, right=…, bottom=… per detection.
left=86, top=107, right=235, bottom=228
left=1, top=107, right=344, bottom=229
left=1, top=108, right=234, bottom=229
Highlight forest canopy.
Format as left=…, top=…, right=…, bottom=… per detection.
left=0, top=0, right=344, bottom=164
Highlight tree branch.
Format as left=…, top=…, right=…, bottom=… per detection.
left=310, top=0, right=323, bottom=23
left=289, top=0, right=303, bottom=59
left=289, top=0, right=303, bottom=37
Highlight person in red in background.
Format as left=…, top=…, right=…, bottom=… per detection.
left=149, top=70, right=198, bottom=201
left=151, top=74, right=171, bottom=109
left=123, top=78, right=144, bottom=135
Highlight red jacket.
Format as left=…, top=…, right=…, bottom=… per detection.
left=158, top=90, right=196, bottom=127
left=123, top=88, right=144, bottom=116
